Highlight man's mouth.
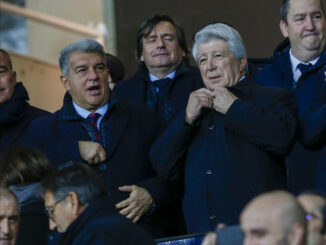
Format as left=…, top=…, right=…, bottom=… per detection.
left=86, top=85, right=101, bottom=95
left=302, top=32, right=319, bottom=38
left=153, top=51, right=169, bottom=57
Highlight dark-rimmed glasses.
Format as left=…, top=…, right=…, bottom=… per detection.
left=44, top=195, right=67, bottom=219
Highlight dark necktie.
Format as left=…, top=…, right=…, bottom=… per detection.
left=145, top=78, right=172, bottom=121
left=297, top=63, right=312, bottom=75
left=87, top=113, right=101, bottom=143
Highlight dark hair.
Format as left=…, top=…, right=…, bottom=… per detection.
left=281, top=0, right=326, bottom=23
left=136, top=13, right=188, bottom=65
left=41, top=164, right=106, bottom=206
left=105, top=53, right=125, bottom=83
left=0, top=48, right=13, bottom=70
left=0, top=146, right=53, bottom=186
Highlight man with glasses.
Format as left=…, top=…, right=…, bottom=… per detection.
left=0, top=187, right=20, bottom=245
left=41, top=164, right=155, bottom=245
left=298, top=190, right=326, bottom=245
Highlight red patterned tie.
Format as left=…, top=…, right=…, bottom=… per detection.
left=87, top=113, right=101, bottom=142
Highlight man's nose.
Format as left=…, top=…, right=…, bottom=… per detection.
left=305, top=16, right=316, bottom=30
left=208, top=58, right=217, bottom=70
left=88, top=68, right=99, bottom=80
left=0, top=219, right=10, bottom=234
left=156, top=37, right=165, bottom=47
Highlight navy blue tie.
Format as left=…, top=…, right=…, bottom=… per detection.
left=145, top=78, right=172, bottom=121
left=297, top=63, right=312, bottom=74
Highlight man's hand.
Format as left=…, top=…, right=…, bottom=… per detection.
left=115, top=185, right=153, bottom=223
left=185, top=88, right=215, bottom=125
left=212, top=87, right=238, bottom=114
left=78, top=141, right=106, bottom=164
left=202, top=232, right=217, bottom=245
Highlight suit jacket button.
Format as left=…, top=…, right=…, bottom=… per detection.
left=206, top=169, right=213, bottom=175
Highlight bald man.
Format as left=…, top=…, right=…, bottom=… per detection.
left=298, top=190, right=326, bottom=245
left=0, top=187, right=20, bottom=245
left=241, top=190, right=306, bottom=245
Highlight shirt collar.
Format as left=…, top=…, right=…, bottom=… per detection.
left=72, top=102, right=108, bottom=119
left=290, top=49, right=319, bottom=70
left=149, top=70, right=176, bottom=82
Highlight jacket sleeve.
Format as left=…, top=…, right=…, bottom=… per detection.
left=22, top=119, right=81, bottom=167
left=149, top=111, right=195, bottom=181
left=300, top=86, right=326, bottom=149
left=223, top=89, right=298, bottom=156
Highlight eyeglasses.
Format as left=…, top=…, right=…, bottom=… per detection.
left=306, top=212, right=322, bottom=221
left=44, top=195, right=67, bottom=219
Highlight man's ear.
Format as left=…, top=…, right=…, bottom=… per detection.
left=239, top=57, right=247, bottom=75
left=66, top=192, right=81, bottom=217
left=12, top=71, right=17, bottom=84
left=288, top=222, right=305, bottom=245
left=280, top=20, right=289, bottom=38
left=60, top=75, right=70, bottom=91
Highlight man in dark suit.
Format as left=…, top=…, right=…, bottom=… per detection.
left=41, top=164, right=155, bottom=245
left=150, top=23, right=298, bottom=233
left=23, top=39, right=171, bottom=238
left=113, top=14, right=203, bottom=123
left=0, top=49, right=50, bottom=152
left=254, top=0, right=326, bottom=194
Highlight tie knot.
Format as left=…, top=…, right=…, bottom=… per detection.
left=153, top=78, right=171, bottom=90
left=297, top=63, right=312, bottom=74
left=87, top=113, right=101, bottom=123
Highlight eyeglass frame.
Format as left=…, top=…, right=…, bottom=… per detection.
left=44, top=194, right=68, bottom=219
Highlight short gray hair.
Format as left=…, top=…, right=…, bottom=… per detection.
left=192, top=23, right=247, bottom=64
left=59, top=39, right=106, bottom=77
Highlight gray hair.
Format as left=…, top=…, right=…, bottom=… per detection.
left=59, top=39, right=106, bottom=77
left=192, top=23, right=247, bottom=64
left=40, top=164, right=106, bottom=207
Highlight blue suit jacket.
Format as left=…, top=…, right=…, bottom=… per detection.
left=150, top=78, right=298, bottom=233
left=23, top=93, right=171, bottom=238
left=254, top=38, right=326, bottom=194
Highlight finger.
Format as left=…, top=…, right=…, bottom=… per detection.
left=118, top=185, right=134, bottom=192
left=197, top=97, right=213, bottom=108
left=133, top=214, right=141, bottom=223
left=115, top=198, right=131, bottom=209
left=99, top=149, right=106, bottom=162
left=119, top=204, right=135, bottom=216
left=126, top=207, right=140, bottom=221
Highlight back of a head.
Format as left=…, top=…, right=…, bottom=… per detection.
left=136, top=13, right=188, bottom=65
left=241, top=190, right=306, bottom=245
left=41, top=164, right=106, bottom=207
left=0, top=146, right=52, bottom=187
left=105, top=53, right=125, bottom=83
